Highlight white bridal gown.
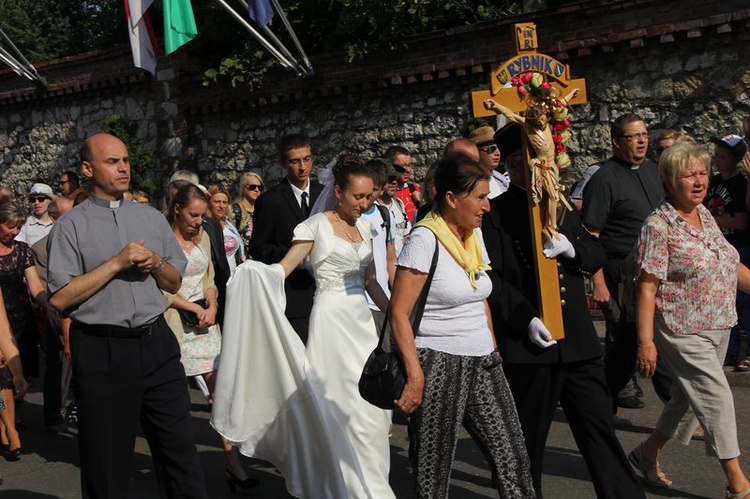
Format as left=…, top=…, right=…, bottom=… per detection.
left=212, top=213, right=394, bottom=499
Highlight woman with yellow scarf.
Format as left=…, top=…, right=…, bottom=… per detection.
left=390, top=153, right=534, bottom=498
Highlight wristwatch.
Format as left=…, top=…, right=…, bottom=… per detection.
left=151, top=256, right=165, bottom=274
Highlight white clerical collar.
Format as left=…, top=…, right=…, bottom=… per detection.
left=89, top=193, right=124, bottom=209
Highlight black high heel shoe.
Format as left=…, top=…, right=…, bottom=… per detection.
left=5, top=447, right=21, bottom=462
left=225, top=468, right=259, bottom=494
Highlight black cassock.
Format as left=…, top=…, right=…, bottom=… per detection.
left=482, top=184, right=644, bottom=499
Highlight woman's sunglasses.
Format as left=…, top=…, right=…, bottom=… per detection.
left=245, top=184, right=264, bottom=192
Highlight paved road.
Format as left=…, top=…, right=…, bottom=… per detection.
left=4, top=344, right=750, bottom=497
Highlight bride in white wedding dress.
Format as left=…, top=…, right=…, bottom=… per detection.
left=212, top=157, right=394, bottom=498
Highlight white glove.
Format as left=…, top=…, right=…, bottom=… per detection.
left=528, top=317, right=557, bottom=349
left=543, top=234, right=575, bottom=260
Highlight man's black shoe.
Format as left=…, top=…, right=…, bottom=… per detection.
left=617, top=396, right=645, bottom=409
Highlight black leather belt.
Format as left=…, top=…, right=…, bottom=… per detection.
left=74, top=316, right=164, bottom=338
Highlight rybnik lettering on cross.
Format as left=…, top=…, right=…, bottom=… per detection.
left=470, top=23, right=588, bottom=340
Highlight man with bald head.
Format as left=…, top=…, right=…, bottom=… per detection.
left=443, top=137, right=480, bottom=161
left=47, top=133, right=207, bottom=498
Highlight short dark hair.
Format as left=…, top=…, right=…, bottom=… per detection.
left=384, top=146, right=410, bottom=163
left=333, top=154, right=375, bottom=192
left=62, top=169, right=80, bottom=187
left=611, top=113, right=646, bottom=139
left=434, top=153, right=489, bottom=212
left=364, top=159, right=388, bottom=187
left=278, top=134, right=311, bottom=165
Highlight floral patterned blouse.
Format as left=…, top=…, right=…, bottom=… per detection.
left=637, top=201, right=739, bottom=335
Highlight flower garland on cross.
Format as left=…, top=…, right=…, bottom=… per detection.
left=510, top=71, right=574, bottom=173
left=483, top=72, right=580, bottom=241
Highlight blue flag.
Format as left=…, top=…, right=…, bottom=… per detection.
left=248, top=0, right=274, bottom=27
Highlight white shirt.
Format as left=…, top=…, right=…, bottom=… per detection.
left=376, top=197, right=410, bottom=256
left=397, top=226, right=494, bottom=356
left=288, top=178, right=311, bottom=209
left=16, top=215, right=53, bottom=247
left=488, top=171, right=510, bottom=199
left=362, top=205, right=395, bottom=310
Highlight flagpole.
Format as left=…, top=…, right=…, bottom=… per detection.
left=0, top=28, right=46, bottom=87
left=269, top=0, right=313, bottom=76
left=235, top=0, right=306, bottom=77
left=214, top=0, right=297, bottom=72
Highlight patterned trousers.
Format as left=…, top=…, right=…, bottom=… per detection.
left=412, top=348, right=535, bottom=498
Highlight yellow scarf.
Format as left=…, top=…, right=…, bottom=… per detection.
left=415, top=211, right=490, bottom=290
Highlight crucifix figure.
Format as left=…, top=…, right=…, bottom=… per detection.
left=483, top=88, right=579, bottom=241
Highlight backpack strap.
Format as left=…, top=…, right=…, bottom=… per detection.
left=375, top=203, right=392, bottom=243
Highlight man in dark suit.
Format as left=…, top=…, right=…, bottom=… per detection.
left=482, top=124, right=643, bottom=498
left=248, top=134, right=323, bottom=344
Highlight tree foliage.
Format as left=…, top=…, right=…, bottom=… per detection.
left=0, top=0, right=519, bottom=90
left=0, top=0, right=126, bottom=62
left=194, top=0, right=520, bottom=89
left=103, top=114, right=156, bottom=196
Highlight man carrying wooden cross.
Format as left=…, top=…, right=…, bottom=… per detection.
left=483, top=88, right=579, bottom=242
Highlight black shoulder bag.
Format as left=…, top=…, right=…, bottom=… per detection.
left=358, top=232, right=439, bottom=410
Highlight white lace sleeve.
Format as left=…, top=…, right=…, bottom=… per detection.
left=397, top=227, right=436, bottom=274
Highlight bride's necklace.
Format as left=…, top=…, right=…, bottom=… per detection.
left=334, top=210, right=361, bottom=244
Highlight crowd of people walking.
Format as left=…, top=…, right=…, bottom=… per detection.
left=0, top=111, right=748, bottom=499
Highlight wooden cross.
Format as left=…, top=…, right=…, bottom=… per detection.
left=471, top=23, right=588, bottom=341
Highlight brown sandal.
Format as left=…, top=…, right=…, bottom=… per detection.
left=628, top=443, right=672, bottom=487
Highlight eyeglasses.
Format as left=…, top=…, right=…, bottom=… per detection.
left=29, top=196, right=48, bottom=203
left=59, top=180, right=70, bottom=185
left=245, top=184, right=264, bottom=192
left=479, top=144, right=499, bottom=154
left=287, top=155, right=313, bottom=167
left=618, top=132, right=649, bottom=142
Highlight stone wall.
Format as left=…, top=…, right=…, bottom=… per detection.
left=0, top=0, right=748, bottom=200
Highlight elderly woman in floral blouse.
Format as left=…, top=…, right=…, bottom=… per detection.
left=631, top=142, right=750, bottom=499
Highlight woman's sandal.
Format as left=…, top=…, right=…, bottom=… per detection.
left=726, top=486, right=750, bottom=498
left=628, top=443, right=672, bottom=487
left=734, top=358, right=750, bottom=372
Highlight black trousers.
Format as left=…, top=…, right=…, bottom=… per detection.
left=71, top=317, right=207, bottom=499
left=603, top=317, right=673, bottom=412
left=503, top=358, right=645, bottom=499
left=42, top=322, right=64, bottom=425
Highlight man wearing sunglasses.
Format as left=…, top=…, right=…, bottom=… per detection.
left=16, top=182, right=56, bottom=247
left=469, top=125, right=510, bottom=199
left=385, top=145, right=420, bottom=223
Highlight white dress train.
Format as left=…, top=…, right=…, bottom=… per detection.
left=211, top=213, right=394, bottom=499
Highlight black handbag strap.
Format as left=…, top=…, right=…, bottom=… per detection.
left=409, top=231, right=440, bottom=335
left=379, top=231, right=439, bottom=343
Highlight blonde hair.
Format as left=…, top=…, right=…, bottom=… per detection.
left=659, top=142, right=710, bottom=191
left=0, top=202, right=27, bottom=227
left=169, top=170, right=199, bottom=185
left=234, top=172, right=264, bottom=225
left=236, top=172, right=264, bottom=201
left=655, top=129, right=686, bottom=144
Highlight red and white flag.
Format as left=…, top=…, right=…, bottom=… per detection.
left=124, top=0, right=158, bottom=74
